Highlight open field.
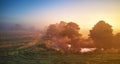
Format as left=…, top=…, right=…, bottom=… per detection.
left=0, top=31, right=120, bottom=64
left=0, top=47, right=120, bottom=64
left=0, top=31, right=40, bottom=48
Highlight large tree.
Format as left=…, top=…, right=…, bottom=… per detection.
left=43, top=21, right=82, bottom=53
left=89, top=20, right=113, bottom=49
left=61, top=22, right=82, bottom=52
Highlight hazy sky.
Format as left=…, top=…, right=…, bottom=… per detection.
left=1, top=0, right=120, bottom=37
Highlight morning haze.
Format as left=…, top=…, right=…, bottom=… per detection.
left=1, top=0, right=120, bottom=37
left=0, top=0, right=120, bottom=64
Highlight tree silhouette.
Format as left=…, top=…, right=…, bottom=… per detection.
left=114, top=33, right=120, bottom=48
left=89, top=20, right=113, bottom=49
left=61, top=22, right=82, bottom=52
left=46, top=24, right=58, bottom=38
left=62, top=22, right=81, bottom=38
left=43, top=21, right=82, bottom=53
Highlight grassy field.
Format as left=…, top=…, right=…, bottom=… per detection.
left=0, top=31, right=120, bottom=64
left=0, top=47, right=120, bottom=64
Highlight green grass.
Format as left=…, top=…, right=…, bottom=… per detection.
left=0, top=31, right=120, bottom=64
left=0, top=47, right=120, bottom=64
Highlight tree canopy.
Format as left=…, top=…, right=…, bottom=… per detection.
left=113, top=33, right=120, bottom=48
left=42, top=21, right=82, bottom=53
left=89, top=20, right=113, bottom=49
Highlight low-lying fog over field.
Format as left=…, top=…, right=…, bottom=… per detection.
left=0, top=0, right=120, bottom=64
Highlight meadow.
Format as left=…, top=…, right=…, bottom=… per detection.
left=0, top=31, right=120, bottom=64
left=1, top=47, right=120, bottom=64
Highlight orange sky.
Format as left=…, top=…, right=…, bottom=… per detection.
left=3, top=0, right=120, bottom=37
left=20, top=0, right=120, bottom=38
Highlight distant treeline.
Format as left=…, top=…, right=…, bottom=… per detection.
left=0, top=21, right=37, bottom=31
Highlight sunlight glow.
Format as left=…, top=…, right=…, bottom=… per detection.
left=3, top=0, right=120, bottom=37
left=81, top=48, right=96, bottom=53
left=68, top=44, right=71, bottom=48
